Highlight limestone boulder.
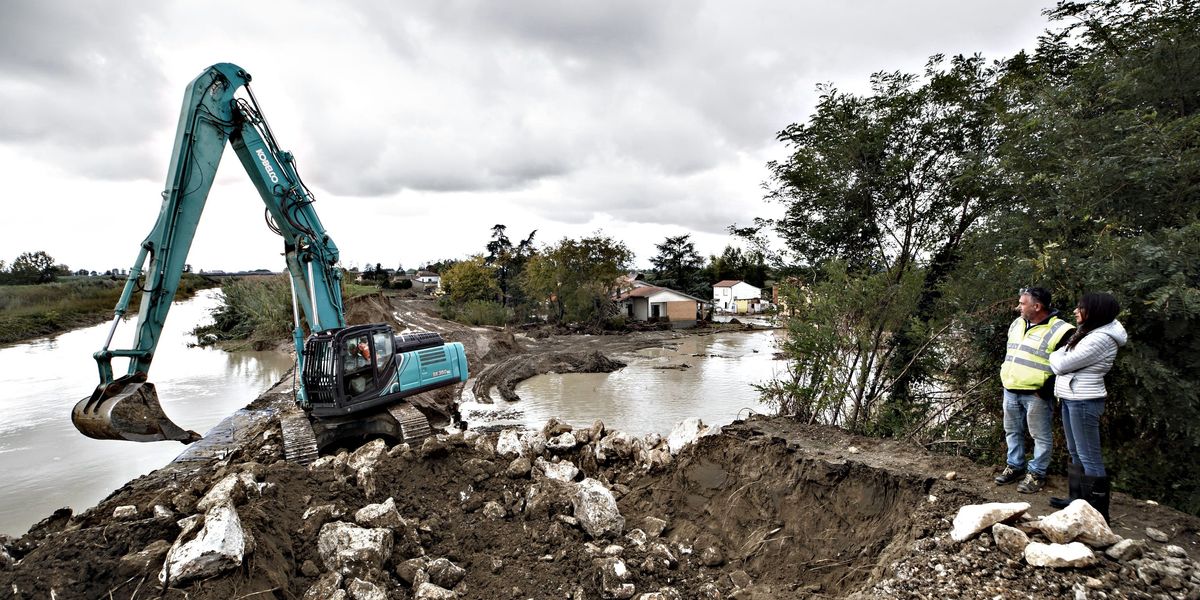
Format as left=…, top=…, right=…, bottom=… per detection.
left=597, top=557, right=635, bottom=599
left=547, top=432, right=579, bottom=453
left=574, top=478, right=625, bottom=539
left=317, top=521, right=393, bottom=576
left=991, top=523, right=1029, bottom=557
left=303, top=572, right=343, bottom=600
left=346, top=577, right=387, bottom=600
left=542, top=417, right=574, bottom=439
left=159, top=503, right=246, bottom=586
left=667, top=418, right=711, bottom=455
left=1024, top=541, right=1098, bottom=568
left=536, top=457, right=580, bottom=482
left=427, top=557, right=466, bottom=589
left=355, top=497, right=405, bottom=529
left=950, top=502, right=1030, bottom=542
left=596, top=431, right=634, bottom=463
left=496, top=430, right=526, bottom=458
left=414, top=582, right=457, bottom=599
left=347, top=439, right=388, bottom=472
left=1039, top=499, right=1121, bottom=547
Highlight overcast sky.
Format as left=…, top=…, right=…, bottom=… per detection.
left=0, top=1, right=1056, bottom=274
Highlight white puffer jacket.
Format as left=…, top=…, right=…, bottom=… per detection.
left=1049, top=320, right=1128, bottom=400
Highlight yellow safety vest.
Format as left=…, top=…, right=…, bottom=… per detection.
left=1000, top=315, right=1072, bottom=390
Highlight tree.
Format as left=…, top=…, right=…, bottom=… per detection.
left=8, top=251, right=60, bottom=284
left=485, top=224, right=538, bottom=312
left=520, top=235, right=633, bottom=325
left=649, top=234, right=705, bottom=296
left=438, top=256, right=500, bottom=305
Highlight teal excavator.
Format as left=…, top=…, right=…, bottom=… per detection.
left=71, top=63, right=468, bottom=461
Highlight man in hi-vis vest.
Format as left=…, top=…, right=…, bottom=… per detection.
left=995, top=287, right=1074, bottom=494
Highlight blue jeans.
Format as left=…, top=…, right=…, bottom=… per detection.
left=1003, top=390, right=1053, bottom=476
left=1061, top=398, right=1106, bottom=477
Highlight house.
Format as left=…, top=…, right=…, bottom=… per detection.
left=618, top=286, right=707, bottom=328
left=712, top=280, right=762, bottom=313
left=415, top=271, right=441, bottom=285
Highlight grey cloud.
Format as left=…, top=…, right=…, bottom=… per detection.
left=0, top=1, right=168, bottom=178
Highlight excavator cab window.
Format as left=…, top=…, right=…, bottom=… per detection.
left=372, top=331, right=394, bottom=370
left=343, top=334, right=375, bottom=396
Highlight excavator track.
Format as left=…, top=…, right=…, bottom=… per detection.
left=387, top=403, right=432, bottom=445
left=280, top=405, right=320, bottom=465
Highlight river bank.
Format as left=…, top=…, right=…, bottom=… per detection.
left=0, top=274, right=217, bottom=346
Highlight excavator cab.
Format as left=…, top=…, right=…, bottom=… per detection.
left=302, top=325, right=466, bottom=417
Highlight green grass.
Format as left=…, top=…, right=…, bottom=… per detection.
left=0, top=274, right=215, bottom=346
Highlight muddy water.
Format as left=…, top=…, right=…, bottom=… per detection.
left=0, top=289, right=292, bottom=536
left=463, top=330, right=783, bottom=436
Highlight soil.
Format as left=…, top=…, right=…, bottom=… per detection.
left=1, top=297, right=1197, bottom=599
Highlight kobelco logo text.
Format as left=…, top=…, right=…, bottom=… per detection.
left=256, top=149, right=279, bottom=183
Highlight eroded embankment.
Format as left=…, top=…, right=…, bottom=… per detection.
left=3, top=408, right=1198, bottom=600
left=0, top=409, right=950, bottom=599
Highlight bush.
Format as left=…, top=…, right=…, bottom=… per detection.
left=440, top=300, right=508, bottom=326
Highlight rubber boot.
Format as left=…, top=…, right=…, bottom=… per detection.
left=1049, top=462, right=1083, bottom=509
left=1082, top=474, right=1111, bottom=522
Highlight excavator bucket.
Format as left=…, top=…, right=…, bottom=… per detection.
left=72, top=374, right=201, bottom=443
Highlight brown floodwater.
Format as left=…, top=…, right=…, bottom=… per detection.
left=0, top=289, right=292, bottom=536
left=461, top=329, right=784, bottom=436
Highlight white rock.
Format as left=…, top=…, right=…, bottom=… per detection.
left=355, top=497, right=405, bottom=529
left=1145, top=527, right=1169, bottom=542
left=196, top=473, right=249, bottom=512
left=347, top=439, right=388, bottom=472
left=848, top=446, right=860, bottom=454
left=951, top=502, right=1030, bottom=542
left=536, top=457, right=580, bottom=482
left=992, top=523, right=1030, bottom=557
left=1105, top=538, right=1145, bottom=561
left=153, top=505, right=174, bottom=519
left=598, top=557, right=634, bottom=599
left=1024, top=541, right=1098, bottom=568
left=482, top=501, right=506, bottom=520
left=667, top=418, right=710, bottom=455
left=574, top=478, right=625, bottom=538
left=159, top=504, right=246, bottom=586
left=546, top=432, right=579, bottom=452
left=346, top=577, right=387, bottom=600
left=112, top=505, right=138, bottom=520
left=595, top=431, right=634, bottom=463
left=317, top=521, right=393, bottom=575
left=1040, top=499, right=1121, bottom=547
left=413, top=582, right=458, bottom=599
left=427, top=557, right=466, bottom=589
left=302, top=572, right=343, bottom=600
left=496, top=430, right=526, bottom=458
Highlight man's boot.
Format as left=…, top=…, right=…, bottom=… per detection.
left=1049, top=462, right=1083, bottom=509
left=1082, top=474, right=1111, bottom=522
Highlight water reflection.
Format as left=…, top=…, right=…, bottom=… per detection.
left=462, top=330, right=784, bottom=436
left=0, top=289, right=292, bottom=536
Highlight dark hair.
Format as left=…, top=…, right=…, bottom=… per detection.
left=1066, top=292, right=1120, bottom=350
left=1022, top=287, right=1053, bottom=311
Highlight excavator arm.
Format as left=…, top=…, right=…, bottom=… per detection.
left=74, top=63, right=347, bottom=442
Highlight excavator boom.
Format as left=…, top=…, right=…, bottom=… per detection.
left=73, top=63, right=467, bottom=447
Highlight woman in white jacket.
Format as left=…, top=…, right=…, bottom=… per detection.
left=1047, top=292, right=1127, bottom=521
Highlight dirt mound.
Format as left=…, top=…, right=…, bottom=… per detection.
left=4, top=413, right=1197, bottom=599
left=344, top=293, right=402, bottom=329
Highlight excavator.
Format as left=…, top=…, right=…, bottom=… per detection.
left=71, top=63, right=468, bottom=462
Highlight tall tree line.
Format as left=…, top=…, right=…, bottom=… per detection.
left=742, top=0, right=1200, bottom=513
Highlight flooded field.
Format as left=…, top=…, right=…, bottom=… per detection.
left=0, top=289, right=292, bottom=535
left=461, top=329, right=783, bottom=435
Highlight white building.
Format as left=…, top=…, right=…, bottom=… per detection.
left=618, top=286, right=706, bottom=327
left=712, top=280, right=762, bottom=312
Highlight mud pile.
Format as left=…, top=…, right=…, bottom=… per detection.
left=1, top=412, right=1197, bottom=599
